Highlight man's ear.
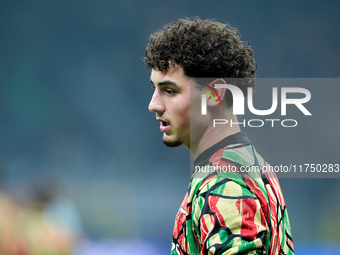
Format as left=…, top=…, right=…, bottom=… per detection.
left=207, top=78, right=227, bottom=107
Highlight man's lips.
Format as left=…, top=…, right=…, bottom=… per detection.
left=157, top=117, right=171, bottom=133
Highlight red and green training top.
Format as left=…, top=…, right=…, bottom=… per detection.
left=171, top=132, right=294, bottom=255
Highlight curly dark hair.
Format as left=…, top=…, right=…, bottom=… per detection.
left=144, top=18, right=256, bottom=105
left=144, top=17, right=255, bottom=78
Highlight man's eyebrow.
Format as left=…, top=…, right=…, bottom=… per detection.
left=150, top=80, right=179, bottom=87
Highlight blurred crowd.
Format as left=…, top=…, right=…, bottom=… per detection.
left=0, top=183, right=82, bottom=255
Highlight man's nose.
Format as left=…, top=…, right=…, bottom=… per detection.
left=148, top=91, right=164, bottom=113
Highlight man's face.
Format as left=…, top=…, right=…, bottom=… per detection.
left=148, top=65, right=192, bottom=147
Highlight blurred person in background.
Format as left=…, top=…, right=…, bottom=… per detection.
left=145, top=17, right=294, bottom=254
left=0, top=172, right=82, bottom=255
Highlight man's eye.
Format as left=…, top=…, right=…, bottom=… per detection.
left=165, top=89, right=175, bottom=95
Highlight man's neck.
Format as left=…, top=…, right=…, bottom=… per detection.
left=189, top=115, right=241, bottom=159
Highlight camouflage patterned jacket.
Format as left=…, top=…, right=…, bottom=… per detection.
left=171, top=132, right=294, bottom=255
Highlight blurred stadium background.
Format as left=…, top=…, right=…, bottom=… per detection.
left=0, top=0, right=339, bottom=254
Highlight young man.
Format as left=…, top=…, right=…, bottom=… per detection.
left=144, top=18, right=294, bottom=255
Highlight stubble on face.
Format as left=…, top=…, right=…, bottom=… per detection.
left=163, top=137, right=183, bottom=147
left=149, top=66, right=191, bottom=148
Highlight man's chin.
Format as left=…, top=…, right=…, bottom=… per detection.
left=163, top=138, right=183, bottom=147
